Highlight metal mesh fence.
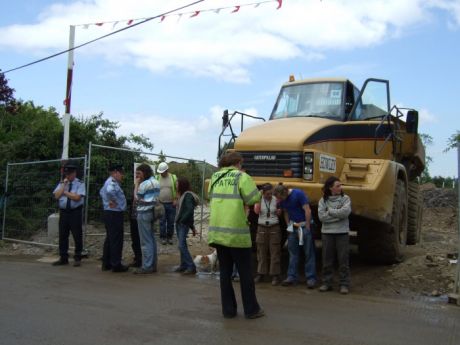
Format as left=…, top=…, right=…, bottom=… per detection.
left=1, top=157, right=86, bottom=246
left=1, top=144, right=215, bottom=250
left=85, top=143, right=212, bottom=240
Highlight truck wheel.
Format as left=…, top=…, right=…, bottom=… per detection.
left=406, top=181, right=422, bottom=245
left=382, top=179, right=408, bottom=263
left=358, top=179, right=408, bottom=264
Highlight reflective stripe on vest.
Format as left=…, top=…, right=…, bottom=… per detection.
left=208, top=193, right=241, bottom=199
left=208, top=226, right=249, bottom=234
left=242, top=188, right=260, bottom=204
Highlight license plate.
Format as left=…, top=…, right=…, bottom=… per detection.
left=319, top=154, right=336, bottom=173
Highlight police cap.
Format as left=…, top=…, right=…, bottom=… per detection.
left=63, top=163, right=78, bottom=174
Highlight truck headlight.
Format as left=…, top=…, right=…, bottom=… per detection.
left=304, top=152, right=314, bottom=180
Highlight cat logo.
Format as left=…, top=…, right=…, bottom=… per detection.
left=254, top=154, right=276, bottom=161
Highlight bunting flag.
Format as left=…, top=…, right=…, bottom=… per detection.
left=74, top=0, right=282, bottom=29
left=231, top=6, right=241, bottom=13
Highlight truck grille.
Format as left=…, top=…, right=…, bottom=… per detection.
left=239, top=151, right=303, bottom=178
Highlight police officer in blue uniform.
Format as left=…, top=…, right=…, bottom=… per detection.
left=100, top=163, right=129, bottom=272
left=52, top=163, right=85, bottom=267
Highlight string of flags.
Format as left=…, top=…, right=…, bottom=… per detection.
left=75, top=0, right=282, bottom=29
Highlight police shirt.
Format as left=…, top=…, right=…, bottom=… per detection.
left=53, top=178, right=85, bottom=210
left=100, top=177, right=127, bottom=212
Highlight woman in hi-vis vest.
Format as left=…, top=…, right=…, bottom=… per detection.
left=208, top=152, right=265, bottom=320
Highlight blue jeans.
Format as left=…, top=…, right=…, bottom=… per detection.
left=137, top=211, right=157, bottom=270
left=287, top=226, right=317, bottom=283
left=176, top=223, right=195, bottom=271
left=160, top=203, right=176, bottom=239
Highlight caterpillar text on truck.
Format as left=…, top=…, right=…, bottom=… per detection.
left=217, top=76, right=425, bottom=264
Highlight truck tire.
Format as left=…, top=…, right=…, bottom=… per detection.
left=406, top=181, right=422, bottom=245
left=358, top=179, right=408, bottom=264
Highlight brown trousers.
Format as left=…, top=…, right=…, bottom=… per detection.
left=256, top=223, right=281, bottom=276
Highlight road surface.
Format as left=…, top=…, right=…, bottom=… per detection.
left=0, top=256, right=459, bottom=345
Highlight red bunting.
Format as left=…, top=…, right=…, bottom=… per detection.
left=77, top=0, right=283, bottom=29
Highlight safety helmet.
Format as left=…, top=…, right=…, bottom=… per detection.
left=157, top=162, right=169, bottom=174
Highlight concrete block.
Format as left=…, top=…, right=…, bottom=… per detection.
left=47, top=213, right=60, bottom=238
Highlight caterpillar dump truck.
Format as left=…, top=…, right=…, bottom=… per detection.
left=218, top=77, right=425, bottom=264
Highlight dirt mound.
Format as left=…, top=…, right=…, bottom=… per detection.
left=422, top=185, right=458, bottom=208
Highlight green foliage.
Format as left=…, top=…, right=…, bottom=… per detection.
left=419, top=133, right=433, bottom=183
left=0, top=71, right=15, bottom=106
left=158, top=150, right=166, bottom=163
left=444, top=130, right=460, bottom=152
left=0, top=76, right=154, bottom=239
left=168, top=160, right=216, bottom=196
left=431, top=175, right=457, bottom=189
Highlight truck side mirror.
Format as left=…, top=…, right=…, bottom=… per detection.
left=406, top=110, right=418, bottom=134
left=222, top=109, right=229, bottom=128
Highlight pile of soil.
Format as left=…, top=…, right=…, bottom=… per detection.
left=422, top=183, right=458, bottom=208
left=350, top=184, right=458, bottom=299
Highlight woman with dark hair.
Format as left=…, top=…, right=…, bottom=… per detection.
left=174, top=177, right=200, bottom=274
left=254, top=183, right=282, bottom=286
left=134, top=163, right=160, bottom=274
left=317, top=176, right=352, bottom=294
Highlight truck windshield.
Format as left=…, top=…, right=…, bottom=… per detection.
left=270, top=82, right=344, bottom=120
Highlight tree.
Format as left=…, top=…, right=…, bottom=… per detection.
left=419, top=133, right=433, bottom=183
left=431, top=176, right=456, bottom=189
left=0, top=71, right=15, bottom=106
left=0, top=75, right=155, bottom=239
left=444, top=130, right=460, bottom=152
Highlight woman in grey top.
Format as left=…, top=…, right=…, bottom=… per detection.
left=318, top=176, right=352, bottom=294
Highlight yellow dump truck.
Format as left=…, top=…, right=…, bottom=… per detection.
left=218, top=77, right=425, bottom=264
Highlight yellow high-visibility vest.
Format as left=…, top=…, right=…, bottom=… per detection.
left=208, top=166, right=261, bottom=248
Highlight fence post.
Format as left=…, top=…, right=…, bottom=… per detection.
left=449, top=139, right=460, bottom=305
left=84, top=143, right=92, bottom=250
left=1, top=163, right=9, bottom=240
left=454, top=141, right=460, bottom=294
left=82, top=154, right=88, bottom=256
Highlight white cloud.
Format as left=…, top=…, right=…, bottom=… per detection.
left=0, top=0, right=458, bottom=81
left=426, top=0, right=460, bottom=28
left=418, top=108, right=437, bottom=124
left=110, top=103, right=263, bottom=164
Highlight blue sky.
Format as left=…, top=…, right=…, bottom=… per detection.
left=0, top=0, right=459, bottom=177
